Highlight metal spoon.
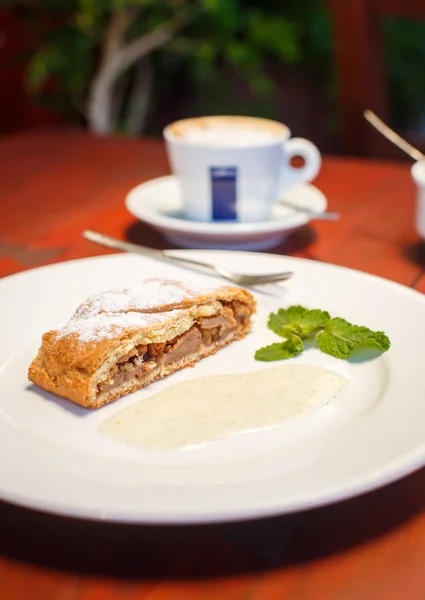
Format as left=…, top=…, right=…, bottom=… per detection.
left=279, top=198, right=340, bottom=220
left=83, top=230, right=293, bottom=286
left=364, top=109, right=425, bottom=161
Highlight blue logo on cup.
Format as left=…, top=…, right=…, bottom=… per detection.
left=210, top=167, right=237, bottom=221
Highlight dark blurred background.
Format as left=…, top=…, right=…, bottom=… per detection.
left=1, top=0, right=425, bottom=158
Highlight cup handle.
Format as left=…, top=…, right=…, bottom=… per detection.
left=283, top=137, right=322, bottom=188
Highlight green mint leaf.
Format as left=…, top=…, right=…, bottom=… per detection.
left=317, top=317, right=391, bottom=359
left=268, top=305, right=330, bottom=339
left=255, top=335, right=304, bottom=362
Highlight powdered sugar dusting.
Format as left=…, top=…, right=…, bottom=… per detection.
left=54, top=279, right=220, bottom=343
left=76, top=279, right=219, bottom=318
left=56, top=309, right=185, bottom=343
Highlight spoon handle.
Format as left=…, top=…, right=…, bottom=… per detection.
left=279, top=199, right=340, bottom=221
left=364, top=110, right=425, bottom=162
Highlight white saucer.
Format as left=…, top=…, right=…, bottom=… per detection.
left=125, top=175, right=327, bottom=251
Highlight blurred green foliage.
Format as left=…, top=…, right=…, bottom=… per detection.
left=13, top=0, right=304, bottom=126
left=6, top=0, right=425, bottom=134
left=146, top=0, right=334, bottom=127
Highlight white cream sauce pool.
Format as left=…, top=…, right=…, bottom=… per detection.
left=99, top=365, right=348, bottom=451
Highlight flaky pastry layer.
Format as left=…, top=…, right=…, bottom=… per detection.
left=28, top=280, right=256, bottom=408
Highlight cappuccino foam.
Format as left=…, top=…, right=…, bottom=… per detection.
left=180, top=125, right=279, bottom=147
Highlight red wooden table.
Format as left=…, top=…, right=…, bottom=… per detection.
left=1, top=129, right=425, bottom=600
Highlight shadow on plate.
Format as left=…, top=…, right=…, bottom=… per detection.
left=1, top=466, right=425, bottom=579
left=347, top=347, right=387, bottom=364
left=26, top=384, right=92, bottom=418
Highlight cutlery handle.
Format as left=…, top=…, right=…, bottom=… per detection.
left=364, top=110, right=425, bottom=162
left=279, top=200, right=339, bottom=221
left=83, top=230, right=215, bottom=274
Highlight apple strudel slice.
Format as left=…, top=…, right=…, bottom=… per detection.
left=28, top=279, right=256, bottom=408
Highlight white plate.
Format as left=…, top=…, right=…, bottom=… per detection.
left=0, top=251, right=424, bottom=524
left=125, top=175, right=327, bottom=250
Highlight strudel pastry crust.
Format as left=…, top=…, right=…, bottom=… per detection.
left=28, top=279, right=256, bottom=408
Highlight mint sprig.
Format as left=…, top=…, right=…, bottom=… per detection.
left=317, top=318, right=390, bottom=359
left=268, top=305, right=330, bottom=339
left=255, top=335, right=304, bottom=362
left=256, top=306, right=390, bottom=361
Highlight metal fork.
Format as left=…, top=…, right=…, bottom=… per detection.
left=83, top=230, right=293, bottom=286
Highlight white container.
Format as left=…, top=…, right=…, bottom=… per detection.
left=164, top=116, right=321, bottom=223
left=411, top=160, right=425, bottom=238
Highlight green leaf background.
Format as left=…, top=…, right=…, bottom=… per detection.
left=5, top=0, right=425, bottom=134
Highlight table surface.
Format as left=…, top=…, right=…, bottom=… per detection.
left=1, top=129, right=425, bottom=600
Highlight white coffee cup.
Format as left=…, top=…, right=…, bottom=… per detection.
left=412, top=160, right=425, bottom=238
left=164, top=115, right=321, bottom=222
